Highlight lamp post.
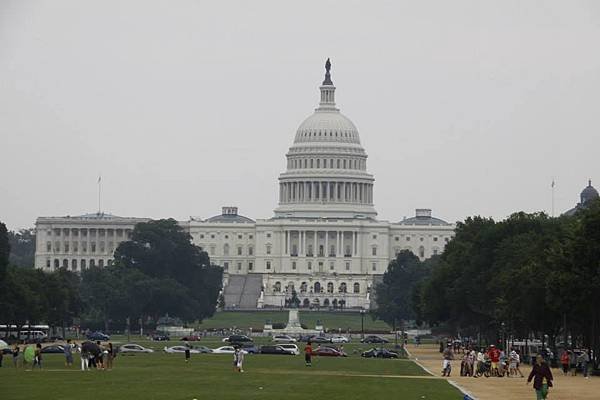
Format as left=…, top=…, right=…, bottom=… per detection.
left=360, top=309, right=365, bottom=340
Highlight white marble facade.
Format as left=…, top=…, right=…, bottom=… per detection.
left=34, top=61, right=455, bottom=309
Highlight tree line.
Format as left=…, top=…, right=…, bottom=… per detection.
left=376, top=200, right=600, bottom=365
left=0, top=219, right=223, bottom=337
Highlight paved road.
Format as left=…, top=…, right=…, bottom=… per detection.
left=409, top=344, right=599, bottom=400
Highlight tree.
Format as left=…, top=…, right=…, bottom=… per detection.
left=7, top=228, right=35, bottom=268
left=0, top=222, right=9, bottom=278
left=113, top=219, right=223, bottom=323
left=375, top=250, right=433, bottom=328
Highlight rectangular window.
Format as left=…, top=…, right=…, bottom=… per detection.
left=237, top=247, right=242, bottom=256
left=307, top=262, right=312, bottom=270
left=238, top=235, right=242, bottom=239
left=46, top=259, right=51, bottom=268
left=100, top=242, right=105, bottom=252
left=372, top=263, right=377, bottom=271
left=330, top=262, right=334, bottom=270
left=266, top=233, right=271, bottom=238
left=248, top=262, right=253, bottom=270
left=200, top=234, right=204, bottom=239
left=248, top=246, right=253, bottom=255
left=345, top=262, right=350, bottom=271
left=223, top=262, right=229, bottom=271
left=46, top=242, right=51, bottom=252
left=91, top=243, right=96, bottom=253
left=266, top=261, right=271, bottom=270
left=372, top=247, right=377, bottom=256
left=82, top=242, right=87, bottom=253
left=237, top=262, right=242, bottom=270
left=73, top=242, right=78, bottom=252
left=249, top=235, right=253, bottom=239
left=292, top=261, right=296, bottom=270
left=210, top=246, right=215, bottom=255
left=266, top=245, right=271, bottom=255
left=64, top=242, right=69, bottom=253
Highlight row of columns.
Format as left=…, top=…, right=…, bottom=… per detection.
left=284, top=230, right=360, bottom=257
left=280, top=181, right=373, bottom=204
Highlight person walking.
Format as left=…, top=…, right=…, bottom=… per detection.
left=105, top=343, right=114, bottom=370
left=442, top=344, right=454, bottom=377
left=527, top=355, right=553, bottom=400
left=560, top=350, right=569, bottom=375
left=577, top=350, right=590, bottom=379
left=304, top=342, right=313, bottom=367
left=237, top=347, right=245, bottom=373
left=64, top=339, right=74, bottom=367
left=80, top=346, right=89, bottom=371
left=232, top=347, right=240, bottom=372
left=569, top=349, right=577, bottom=376
left=12, top=344, right=21, bottom=368
left=34, top=343, right=42, bottom=369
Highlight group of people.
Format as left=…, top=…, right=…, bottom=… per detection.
left=4, top=339, right=115, bottom=371
left=560, top=349, right=591, bottom=378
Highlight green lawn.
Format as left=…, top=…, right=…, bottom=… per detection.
left=196, top=311, right=392, bottom=332
left=1, top=339, right=463, bottom=400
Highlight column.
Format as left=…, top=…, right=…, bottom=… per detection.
left=325, top=231, right=329, bottom=256
left=356, top=231, right=361, bottom=257
left=352, top=232, right=356, bottom=256
left=323, top=182, right=327, bottom=202
left=313, top=231, right=317, bottom=255
left=337, top=231, right=342, bottom=256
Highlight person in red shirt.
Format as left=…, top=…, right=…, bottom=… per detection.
left=304, top=342, right=313, bottom=367
left=488, top=345, right=501, bottom=376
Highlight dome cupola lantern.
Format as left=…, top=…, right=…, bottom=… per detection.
left=319, top=58, right=337, bottom=110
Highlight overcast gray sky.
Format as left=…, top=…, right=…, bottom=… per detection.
left=1, top=0, right=599, bottom=230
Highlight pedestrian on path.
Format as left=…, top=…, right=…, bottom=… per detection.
left=442, top=344, right=454, bottom=377
left=577, top=350, right=590, bottom=379
left=560, top=350, right=569, bottom=375
left=527, top=355, right=553, bottom=400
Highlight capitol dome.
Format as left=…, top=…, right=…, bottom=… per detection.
left=581, top=180, right=599, bottom=204
left=274, top=59, right=376, bottom=219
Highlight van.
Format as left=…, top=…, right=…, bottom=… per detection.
left=18, top=331, right=47, bottom=341
left=279, top=344, right=299, bottom=355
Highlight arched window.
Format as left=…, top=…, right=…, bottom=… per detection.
left=339, top=282, right=347, bottom=293
left=353, top=283, right=360, bottom=293
left=237, top=246, right=243, bottom=256
left=317, top=159, right=320, bottom=168
left=274, top=282, right=281, bottom=293
left=327, top=282, right=334, bottom=293
left=62, top=259, right=68, bottom=268
left=90, top=259, right=96, bottom=268
left=419, top=246, right=425, bottom=258
left=310, top=159, right=314, bottom=168
left=337, top=159, right=340, bottom=168
left=266, top=245, right=271, bottom=255
left=314, top=282, right=321, bottom=293
left=71, top=259, right=77, bottom=270
left=303, top=298, right=310, bottom=307
left=323, top=298, right=330, bottom=306
left=300, top=282, right=307, bottom=293
left=54, top=259, right=59, bottom=269
left=223, top=243, right=229, bottom=256
left=248, top=246, right=253, bottom=255
left=80, top=259, right=86, bottom=269
left=99, top=259, right=104, bottom=268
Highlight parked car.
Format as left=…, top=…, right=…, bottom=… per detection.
left=151, top=334, right=170, bottom=341
left=360, top=335, right=389, bottom=344
left=259, top=345, right=295, bottom=355
left=278, top=343, right=300, bottom=355
left=87, top=331, right=110, bottom=341
left=222, top=335, right=253, bottom=343
left=308, top=335, right=332, bottom=343
left=272, top=335, right=296, bottom=343
left=314, top=346, right=347, bottom=357
left=361, top=348, right=399, bottom=359
left=41, top=344, right=65, bottom=354
left=239, top=343, right=259, bottom=354
left=330, top=335, right=349, bottom=343
left=212, top=346, right=236, bottom=354
left=119, top=344, right=154, bottom=354
left=181, top=335, right=201, bottom=342
left=192, top=346, right=214, bottom=354
left=163, top=346, right=204, bottom=354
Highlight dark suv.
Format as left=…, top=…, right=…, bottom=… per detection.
left=260, top=345, right=294, bottom=355
left=223, top=335, right=253, bottom=344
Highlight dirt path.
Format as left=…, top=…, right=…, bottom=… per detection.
left=409, top=344, right=599, bottom=400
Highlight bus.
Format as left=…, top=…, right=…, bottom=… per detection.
left=0, top=324, right=50, bottom=342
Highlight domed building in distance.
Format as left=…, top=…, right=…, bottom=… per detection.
left=184, top=60, right=455, bottom=309
left=34, top=60, right=455, bottom=310
left=564, top=180, right=599, bottom=216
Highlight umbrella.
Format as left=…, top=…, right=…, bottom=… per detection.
left=0, top=339, right=8, bottom=349
left=81, top=341, right=101, bottom=356
left=24, top=346, right=35, bottom=363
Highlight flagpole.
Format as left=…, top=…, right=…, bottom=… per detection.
left=98, top=174, right=102, bottom=214
left=551, top=179, right=555, bottom=217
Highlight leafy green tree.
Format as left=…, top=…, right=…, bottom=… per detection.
left=7, top=228, right=35, bottom=268
left=375, top=250, right=433, bottom=328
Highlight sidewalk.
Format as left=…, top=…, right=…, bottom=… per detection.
left=409, top=344, right=599, bottom=400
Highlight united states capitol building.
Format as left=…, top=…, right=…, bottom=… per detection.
left=34, top=61, right=456, bottom=310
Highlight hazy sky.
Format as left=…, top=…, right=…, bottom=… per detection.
left=1, top=0, right=599, bottom=230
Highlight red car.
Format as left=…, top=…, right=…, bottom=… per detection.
left=313, top=346, right=347, bottom=357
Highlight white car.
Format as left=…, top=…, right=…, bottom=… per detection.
left=163, top=346, right=203, bottom=354
left=272, top=335, right=296, bottom=343
left=211, top=346, right=236, bottom=354
left=119, top=344, right=154, bottom=354
left=278, top=343, right=300, bottom=355
left=330, top=336, right=349, bottom=343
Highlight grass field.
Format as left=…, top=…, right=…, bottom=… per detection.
left=196, top=311, right=392, bottom=332
left=1, top=336, right=463, bottom=400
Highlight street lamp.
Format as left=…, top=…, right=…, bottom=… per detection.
left=360, top=309, right=366, bottom=340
